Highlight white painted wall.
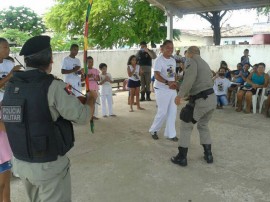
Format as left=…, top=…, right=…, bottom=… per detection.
left=174, top=34, right=213, bottom=47
left=14, top=49, right=138, bottom=80
left=13, top=45, right=270, bottom=79
left=51, top=50, right=138, bottom=79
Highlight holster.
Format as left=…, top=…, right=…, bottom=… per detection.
left=180, top=99, right=195, bottom=123
left=179, top=88, right=214, bottom=124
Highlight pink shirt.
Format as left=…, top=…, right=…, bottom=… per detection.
left=88, top=68, right=100, bottom=91
left=0, top=131, right=12, bottom=164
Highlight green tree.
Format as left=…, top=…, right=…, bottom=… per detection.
left=50, top=33, right=94, bottom=51
left=0, top=6, right=46, bottom=36
left=45, top=0, right=179, bottom=48
left=198, top=11, right=228, bottom=45
left=0, top=29, right=30, bottom=46
left=257, top=7, right=270, bottom=16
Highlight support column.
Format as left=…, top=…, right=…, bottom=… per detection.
left=166, top=11, right=173, bottom=40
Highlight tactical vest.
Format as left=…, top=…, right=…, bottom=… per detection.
left=1, top=70, right=74, bottom=163
left=137, top=50, right=152, bottom=66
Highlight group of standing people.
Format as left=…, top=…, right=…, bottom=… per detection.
left=144, top=40, right=216, bottom=166
left=0, top=35, right=217, bottom=202
left=62, top=44, right=116, bottom=119
left=0, top=36, right=97, bottom=202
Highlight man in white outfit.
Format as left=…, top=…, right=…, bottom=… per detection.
left=61, top=44, right=82, bottom=97
left=149, top=40, right=178, bottom=141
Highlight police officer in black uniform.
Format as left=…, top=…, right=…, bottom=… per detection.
left=2, top=36, right=95, bottom=202
left=136, top=41, right=156, bottom=101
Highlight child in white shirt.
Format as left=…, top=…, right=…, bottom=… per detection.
left=99, top=63, right=116, bottom=117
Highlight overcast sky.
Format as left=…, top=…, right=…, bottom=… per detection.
left=2, top=0, right=55, bottom=15
left=2, top=0, right=268, bottom=30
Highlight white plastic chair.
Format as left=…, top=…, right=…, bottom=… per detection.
left=252, top=88, right=265, bottom=114
left=259, top=88, right=267, bottom=113
left=236, top=88, right=264, bottom=113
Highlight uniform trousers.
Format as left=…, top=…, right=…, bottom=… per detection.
left=22, top=167, right=71, bottom=202
left=140, top=66, right=151, bottom=93
left=14, top=156, right=71, bottom=202
left=149, top=88, right=177, bottom=138
left=179, top=93, right=216, bottom=147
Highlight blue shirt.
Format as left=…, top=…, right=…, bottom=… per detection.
left=235, top=70, right=249, bottom=85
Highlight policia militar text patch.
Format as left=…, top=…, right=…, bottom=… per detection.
left=1, top=106, right=23, bottom=122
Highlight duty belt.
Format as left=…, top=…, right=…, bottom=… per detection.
left=190, top=88, right=214, bottom=101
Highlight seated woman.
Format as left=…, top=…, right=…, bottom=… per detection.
left=228, top=63, right=250, bottom=104
left=236, top=62, right=269, bottom=113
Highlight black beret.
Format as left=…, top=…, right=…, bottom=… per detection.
left=19, top=35, right=51, bottom=56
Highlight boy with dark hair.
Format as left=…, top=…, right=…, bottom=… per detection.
left=241, top=49, right=250, bottom=66
left=61, top=44, right=82, bottom=96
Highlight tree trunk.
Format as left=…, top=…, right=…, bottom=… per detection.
left=212, top=12, right=221, bottom=45
left=197, top=11, right=227, bottom=46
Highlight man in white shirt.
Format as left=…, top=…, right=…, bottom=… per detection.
left=213, top=67, right=231, bottom=109
left=61, top=44, right=82, bottom=97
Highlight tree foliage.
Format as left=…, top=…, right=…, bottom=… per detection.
left=198, top=11, right=228, bottom=45
left=257, top=7, right=270, bottom=16
left=0, top=29, right=30, bottom=46
left=0, top=6, right=46, bottom=36
left=45, top=0, right=179, bottom=48
left=50, top=33, right=94, bottom=51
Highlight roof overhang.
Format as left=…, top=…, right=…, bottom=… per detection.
left=147, top=0, right=270, bottom=17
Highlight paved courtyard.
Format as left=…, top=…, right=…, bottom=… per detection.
left=11, top=91, right=270, bottom=202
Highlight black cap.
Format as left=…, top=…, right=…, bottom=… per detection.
left=19, top=35, right=51, bottom=56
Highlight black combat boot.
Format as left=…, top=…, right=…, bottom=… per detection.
left=146, top=91, right=151, bottom=101
left=171, top=147, right=188, bottom=166
left=140, top=92, right=145, bottom=101
left=202, top=144, right=213, bottom=163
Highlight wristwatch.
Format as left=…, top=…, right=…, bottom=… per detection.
left=164, top=80, right=168, bottom=85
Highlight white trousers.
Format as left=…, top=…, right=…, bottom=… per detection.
left=101, top=94, right=113, bottom=116
left=149, top=88, right=177, bottom=138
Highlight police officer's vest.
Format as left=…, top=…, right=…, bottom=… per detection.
left=1, top=70, right=74, bottom=163
left=137, top=50, right=152, bottom=66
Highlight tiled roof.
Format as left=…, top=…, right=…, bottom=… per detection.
left=180, top=25, right=253, bottom=37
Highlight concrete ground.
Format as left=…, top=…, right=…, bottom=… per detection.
left=11, top=91, right=270, bottom=202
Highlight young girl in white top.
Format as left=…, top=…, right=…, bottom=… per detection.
left=99, top=63, right=116, bottom=117
left=127, top=55, right=144, bottom=112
